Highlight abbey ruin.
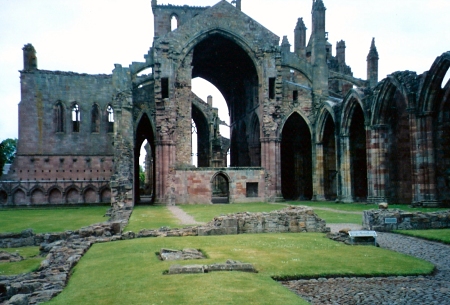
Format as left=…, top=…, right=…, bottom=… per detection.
left=1, top=0, right=450, bottom=208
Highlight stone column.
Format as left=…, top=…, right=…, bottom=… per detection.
left=314, top=142, right=326, bottom=201
left=261, top=137, right=283, bottom=202
left=413, top=112, right=440, bottom=206
left=155, top=139, right=175, bottom=204
left=339, top=135, right=353, bottom=202
left=367, top=125, right=389, bottom=203
left=110, top=65, right=134, bottom=209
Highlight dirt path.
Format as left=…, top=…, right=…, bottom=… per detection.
left=312, top=207, right=363, bottom=215
left=167, top=205, right=205, bottom=225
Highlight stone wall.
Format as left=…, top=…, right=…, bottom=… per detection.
left=0, top=180, right=111, bottom=206
left=171, top=168, right=266, bottom=204
left=362, top=209, right=450, bottom=232
left=198, top=206, right=329, bottom=235
left=137, top=206, right=329, bottom=237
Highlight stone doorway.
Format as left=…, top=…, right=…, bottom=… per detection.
left=211, top=172, right=229, bottom=204
left=135, top=114, right=156, bottom=204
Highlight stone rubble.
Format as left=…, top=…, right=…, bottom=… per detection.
left=168, top=260, right=256, bottom=275
left=159, top=248, right=205, bottom=261
left=363, top=209, right=450, bottom=232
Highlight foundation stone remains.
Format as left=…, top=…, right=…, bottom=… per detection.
left=363, top=209, right=450, bottom=232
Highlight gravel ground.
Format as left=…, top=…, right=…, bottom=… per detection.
left=282, top=232, right=450, bottom=305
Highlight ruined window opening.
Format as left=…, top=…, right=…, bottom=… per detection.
left=107, top=105, right=114, bottom=133
left=55, top=102, right=64, bottom=133
left=72, top=103, right=80, bottom=132
left=293, top=90, right=298, bottom=102
left=91, top=104, right=100, bottom=133
left=246, top=182, right=258, bottom=198
left=191, top=119, right=198, bottom=166
left=171, top=15, right=178, bottom=31
left=161, top=78, right=169, bottom=99
left=442, top=68, right=450, bottom=89
left=137, top=67, right=153, bottom=77
left=269, top=78, right=275, bottom=99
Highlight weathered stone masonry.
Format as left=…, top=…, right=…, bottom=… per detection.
left=2, top=0, right=450, bottom=207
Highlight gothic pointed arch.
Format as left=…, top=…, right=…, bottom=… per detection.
left=54, top=101, right=65, bottom=133
left=91, top=103, right=100, bottom=133
left=435, top=72, right=450, bottom=204
left=418, top=51, right=450, bottom=114
left=248, top=113, right=261, bottom=166
left=192, top=102, right=211, bottom=167
left=211, top=171, right=231, bottom=204
left=370, top=75, right=414, bottom=203
left=281, top=111, right=312, bottom=200
left=135, top=112, right=156, bottom=204
left=340, top=94, right=368, bottom=202
left=316, top=107, right=337, bottom=200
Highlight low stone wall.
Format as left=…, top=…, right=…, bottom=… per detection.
left=198, top=206, right=329, bottom=235
left=363, top=209, right=450, bottom=232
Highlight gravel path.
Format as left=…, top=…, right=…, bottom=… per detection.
left=283, top=232, right=450, bottom=305
left=167, top=205, right=205, bottom=225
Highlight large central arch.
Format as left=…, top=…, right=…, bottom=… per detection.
left=191, top=33, right=259, bottom=167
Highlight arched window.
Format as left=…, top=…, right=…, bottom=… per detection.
left=55, top=102, right=65, bottom=132
left=107, top=105, right=114, bottom=133
left=91, top=104, right=100, bottom=133
left=72, top=103, right=80, bottom=132
left=171, top=15, right=178, bottom=31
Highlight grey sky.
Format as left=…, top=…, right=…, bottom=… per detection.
left=1, top=0, right=449, bottom=141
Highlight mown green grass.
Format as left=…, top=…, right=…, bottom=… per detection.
left=290, top=201, right=448, bottom=213
left=124, top=205, right=185, bottom=232
left=0, top=206, right=109, bottom=233
left=0, top=246, right=43, bottom=275
left=312, top=210, right=363, bottom=224
left=178, top=202, right=288, bottom=223
left=393, top=229, right=450, bottom=244
left=47, top=233, right=433, bottom=305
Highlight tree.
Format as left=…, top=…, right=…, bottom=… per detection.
left=0, top=138, right=17, bottom=177
left=139, top=165, right=146, bottom=188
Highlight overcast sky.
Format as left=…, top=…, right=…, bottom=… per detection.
left=1, top=0, right=450, bottom=142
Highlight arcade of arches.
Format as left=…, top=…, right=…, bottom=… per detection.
left=1, top=0, right=450, bottom=208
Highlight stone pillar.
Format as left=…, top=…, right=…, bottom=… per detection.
left=314, top=142, right=326, bottom=201
left=367, top=125, right=390, bottom=203
left=156, top=139, right=175, bottom=204
left=339, top=135, right=353, bottom=202
left=110, top=64, right=134, bottom=209
left=413, top=112, right=440, bottom=206
left=261, top=137, right=283, bottom=202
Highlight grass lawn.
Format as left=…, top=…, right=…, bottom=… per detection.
left=124, top=205, right=184, bottom=232
left=0, top=206, right=109, bottom=233
left=312, top=210, right=362, bottom=224
left=393, top=229, right=450, bottom=244
left=47, top=233, right=433, bottom=305
left=0, top=246, right=43, bottom=276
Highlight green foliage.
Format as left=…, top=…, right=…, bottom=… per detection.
left=0, top=138, right=17, bottom=177
left=0, top=246, right=43, bottom=276
left=393, top=228, right=450, bottom=244
left=139, top=165, right=145, bottom=187
left=0, top=206, right=109, bottom=233
left=47, top=234, right=433, bottom=305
